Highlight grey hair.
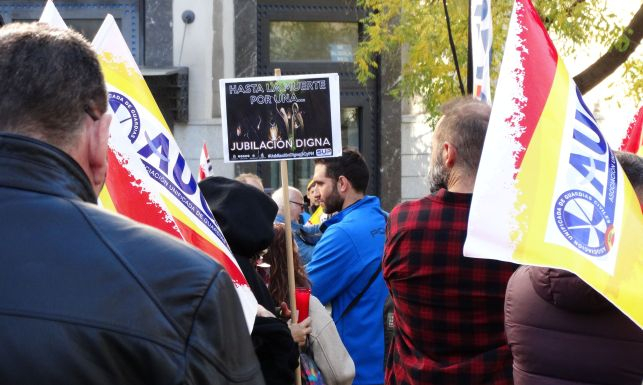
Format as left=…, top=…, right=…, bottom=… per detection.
left=435, top=96, right=491, bottom=176
left=271, top=186, right=303, bottom=214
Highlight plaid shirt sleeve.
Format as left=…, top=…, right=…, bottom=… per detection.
left=382, top=189, right=517, bottom=385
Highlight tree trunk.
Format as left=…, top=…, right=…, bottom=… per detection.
left=573, top=3, right=643, bottom=94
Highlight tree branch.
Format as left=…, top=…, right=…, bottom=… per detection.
left=573, top=3, right=643, bottom=94
left=565, top=0, right=586, bottom=17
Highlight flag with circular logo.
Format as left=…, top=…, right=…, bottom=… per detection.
left=91, top=15, right=257, bottom=330
left=464, top=0, right=643, bottom=327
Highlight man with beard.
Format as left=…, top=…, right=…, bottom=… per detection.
left=382, top=97, right=517, bottom=385
left=306, top=148, right=389, bottom=385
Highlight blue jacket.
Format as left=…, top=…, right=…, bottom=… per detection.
left=274, top=214, right=316, bottom=265
left=306, top=196, right=388, bottom=385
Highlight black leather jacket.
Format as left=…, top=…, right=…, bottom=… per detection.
left=0, top=133, right=265, bottom=385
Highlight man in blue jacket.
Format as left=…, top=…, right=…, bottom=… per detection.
left=306, top=148, right=388, bottom=385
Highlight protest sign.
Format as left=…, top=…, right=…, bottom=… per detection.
left=219, top=73, right=341, bottom=162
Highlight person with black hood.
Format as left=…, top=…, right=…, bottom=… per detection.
left=199, top=176, right=300, bottom=385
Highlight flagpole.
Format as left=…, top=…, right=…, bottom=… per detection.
left=275, top=68, right=302, bottom=385
left=442, top=0, right=465, bottom=95
left=279, top=160, right=298, bottom=326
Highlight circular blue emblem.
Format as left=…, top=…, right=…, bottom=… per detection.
left=553, top=189, right=614, bottom=257
left=108, top=92, right=140, bottom=144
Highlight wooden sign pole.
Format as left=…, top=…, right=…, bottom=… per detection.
left=275, top=68, right=301, bottom=385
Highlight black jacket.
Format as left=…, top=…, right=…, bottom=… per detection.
left=198, top=177, right=299, bottom=385
left=0, top=133, right=264, bottom=385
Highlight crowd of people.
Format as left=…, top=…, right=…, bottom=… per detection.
left=0, top=21, right=642, bottom=385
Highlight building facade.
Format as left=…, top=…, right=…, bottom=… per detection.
left=0, top=0, right=434, bottom=211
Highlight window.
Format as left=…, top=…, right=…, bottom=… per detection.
left=270, top=21, right=358, bottom=63
left=0, top=1, right=142, bottom=63
left=236, top=1, right=381, bottom=195
left=341, top=107, right=360, bottom=148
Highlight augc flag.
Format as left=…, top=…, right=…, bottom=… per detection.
left=463, top=0, right=643, bottom=327
left=92, top=15, right=257, bottom=329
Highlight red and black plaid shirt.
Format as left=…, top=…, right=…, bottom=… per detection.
left=383, top=189, right=517, bottom=385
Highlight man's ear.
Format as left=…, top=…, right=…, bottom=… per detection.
left=443, top=141, right=457, bottom=168
left=337, top=175, right=351, bottom=193
left=88, top=113, right=112, bottom=195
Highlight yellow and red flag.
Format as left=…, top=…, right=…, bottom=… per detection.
left=198, top=141, right=213, bottom=182
left=92, top=15, right=256, bottom=329
left=619, top=106, right=643, bottom=156
left=464, top=0, right=643, bottom=327
left=306, top=206, right=324, bottom=226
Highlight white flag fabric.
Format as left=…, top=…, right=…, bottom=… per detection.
left=38, top=0, right=66, bottom=29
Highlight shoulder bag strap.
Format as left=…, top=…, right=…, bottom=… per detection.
left=338, top=263, right=382, bottom=321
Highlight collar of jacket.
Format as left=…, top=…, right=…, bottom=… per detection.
left=0, top=133, right=97, bottom=203
left=274, top=214, right=303, bottom=229
left=319, top=195, right=383, bottom=233
left=432, top=187, right=473, bottom=205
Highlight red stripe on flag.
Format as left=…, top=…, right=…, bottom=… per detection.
left=512, top=0, right=559, bottom=170
left=172, top=216, right=248, bottom=285
left=105, top=148, right=183, bottom=239
left=198, top=167, right=206, bottom=181
left=620, top=106, right=643, bottom=154
left=199, top=142, right=210, bottom=182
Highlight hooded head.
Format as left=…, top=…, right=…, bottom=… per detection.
left=199, top=176, right=277, bottom=257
